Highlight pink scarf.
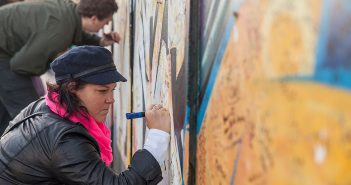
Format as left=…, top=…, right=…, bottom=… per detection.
left=45, top=92, right=113, bottom=166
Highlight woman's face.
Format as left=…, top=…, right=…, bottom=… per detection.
left=75, top=83, right=116, bottom=122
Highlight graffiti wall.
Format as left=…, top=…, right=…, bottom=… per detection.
left=109, top=0, right=133, bottom=173
left=111, top=0, right=351, bottom=184
left=112, top=0, right=189, bottom=184
left=196, top=0, right=351, bottom=185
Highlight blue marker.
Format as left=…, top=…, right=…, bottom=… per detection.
left=126, top=112, right=145, bottom=119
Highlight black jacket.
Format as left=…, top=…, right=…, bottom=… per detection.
left=0, top=99, right=163, bottom=184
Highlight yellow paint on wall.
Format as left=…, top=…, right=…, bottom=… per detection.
left=268, top=15, right=305, bottom=76
left=250, top=81, right=351, bottom=185
left=196, top=0, right=351, bottom=184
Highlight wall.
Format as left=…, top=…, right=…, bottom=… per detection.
left=112, top=0, right=189, bottom=184
left=196, top=0, right=351, bottom=185
left=111, top=0, right=351, bottom=184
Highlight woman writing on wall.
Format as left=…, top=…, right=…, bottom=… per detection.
left=0, top=46, right=171, bottom=184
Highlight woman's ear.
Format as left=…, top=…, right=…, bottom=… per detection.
left=67, top=82, right=77, bottom=93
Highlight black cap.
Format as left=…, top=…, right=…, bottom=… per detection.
left=50, top=46, right=127, bottom=84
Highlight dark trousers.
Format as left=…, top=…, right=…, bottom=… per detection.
left=0, top=58, right=40, bottom=135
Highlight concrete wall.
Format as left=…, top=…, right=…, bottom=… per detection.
left=197, top=0, right=351, bottom=185
left=112, top=0, right=189, bottom=184
left=111, top=0, right=351, bottom=184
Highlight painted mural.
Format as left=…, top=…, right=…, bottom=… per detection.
left=111, top=0, right=351, bottom=184
left=196, top=0, right=351, bottom=185
left=109, top=0, right=133, bottom=173
left=132, top=0, right=189, bottom=184
left=112, top=0, right=189, bottom=184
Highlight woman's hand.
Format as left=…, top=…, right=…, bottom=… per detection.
left=145, top=104, right=171, bottom=133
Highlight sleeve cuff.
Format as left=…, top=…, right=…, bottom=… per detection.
left=143, top=129, right=170, bottom=165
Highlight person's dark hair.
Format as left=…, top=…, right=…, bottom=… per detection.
left=47, top=80, right=88, bottom=118
left=0, top=0, right=23, bottom=6
left=0, top=0, right=6, bottom=6
left=77, top=0, right=118, bottom=20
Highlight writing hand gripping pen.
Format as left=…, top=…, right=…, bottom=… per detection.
left=126, top=106, right=171, bottom=133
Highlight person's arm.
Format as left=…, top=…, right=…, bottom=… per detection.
left=143, top=105, right=172, bottom=165
left=9, top=36, right=59, bottom=75
left=144, top=129, right=170, bottom=165
left=51, top=132, right=163, bottom=185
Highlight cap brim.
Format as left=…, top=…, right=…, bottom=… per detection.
left=80, top=70, right=127, bottom=84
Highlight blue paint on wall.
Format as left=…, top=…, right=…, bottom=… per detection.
left=181, top=105, right=190, bottom=185
left=230, top=140, right=242, bottom=185
left=284, top=0, right=351, bottom=91
left=197, top=16, right=235, bottom=135
left=312, top=0, right=351, bottom=90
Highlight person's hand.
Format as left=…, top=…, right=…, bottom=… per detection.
left=145, top=104, right=171, bottom=133
left=99, top=32, right=121, bottom=46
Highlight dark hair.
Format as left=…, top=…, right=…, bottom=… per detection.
left=0, top=0, right=23, bottom=6
left=47, top=80, right=88, bottom=118
left=0, top=0, right=6, bottom=6
left=77, top=0, right=118, bottom=20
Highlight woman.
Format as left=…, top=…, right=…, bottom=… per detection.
left=0, top=46, right=171, bottom=184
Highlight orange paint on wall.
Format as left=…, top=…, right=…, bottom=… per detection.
left=195, top=1, right=351, bottom=185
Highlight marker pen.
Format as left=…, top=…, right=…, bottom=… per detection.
left=126, top=112, right=145, bottom=119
